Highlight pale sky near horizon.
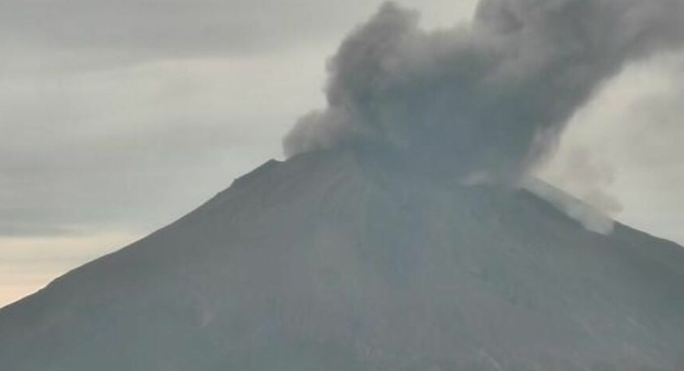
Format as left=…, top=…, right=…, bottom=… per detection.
left=1, top=0, right=683, bottom=308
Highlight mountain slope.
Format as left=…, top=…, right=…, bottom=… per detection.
left=1, top=149, right=683, bottom=370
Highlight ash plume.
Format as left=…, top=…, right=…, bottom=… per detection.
left=284, top=0, right=684, bottom=182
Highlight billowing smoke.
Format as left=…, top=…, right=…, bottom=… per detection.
left=284, top=0, right=684, bottom=182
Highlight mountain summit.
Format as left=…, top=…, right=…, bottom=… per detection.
left=1, top=149, right=683, bottom=370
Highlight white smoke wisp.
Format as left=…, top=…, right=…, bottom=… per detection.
left=523, top=176, right=617, bottom=234
left=284, top=0, right=684, bottom=182
left=540, top=146, right=624, bottom=213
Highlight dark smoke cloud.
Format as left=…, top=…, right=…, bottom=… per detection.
left=284, top=0, right=684, bottom=181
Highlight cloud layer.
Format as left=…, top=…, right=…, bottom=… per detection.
left=0, top=0, right=478, bottom=238
left=284, top=0, right=684, bottom=182
left=0, top=0, right=478, bottom=75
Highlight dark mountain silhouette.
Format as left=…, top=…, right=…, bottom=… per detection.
left=1, top=148, right=683, bottom=370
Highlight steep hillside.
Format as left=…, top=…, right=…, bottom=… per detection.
left=1, top=149, right=683, bottom=370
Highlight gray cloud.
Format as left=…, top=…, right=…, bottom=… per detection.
left=0, top=0, right=479, bottom=239
left=0, top=0, right=478, bottom=74
left=0, top=1, right=354, bottom=76
left=536, top=51, right=684, bottom=241
left=284, top=0, right=684, bottom=183
left=0, top=55, right=322, bottom=236
left=1, top=1, right=348, bottom=55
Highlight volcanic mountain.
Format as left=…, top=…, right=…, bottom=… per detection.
left=1, top=148, right=683, bottom=370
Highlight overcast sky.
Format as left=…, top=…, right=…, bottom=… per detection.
left=1, top=0, right=683, bottom=308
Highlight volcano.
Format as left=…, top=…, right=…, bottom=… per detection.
left=1, top=148, right=683, bottom=370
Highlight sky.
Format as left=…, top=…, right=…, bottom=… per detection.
left=1, top=0, right=683, bottom=308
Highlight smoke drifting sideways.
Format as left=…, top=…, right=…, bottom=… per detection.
left=284, top=0, right=684, bottom=183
